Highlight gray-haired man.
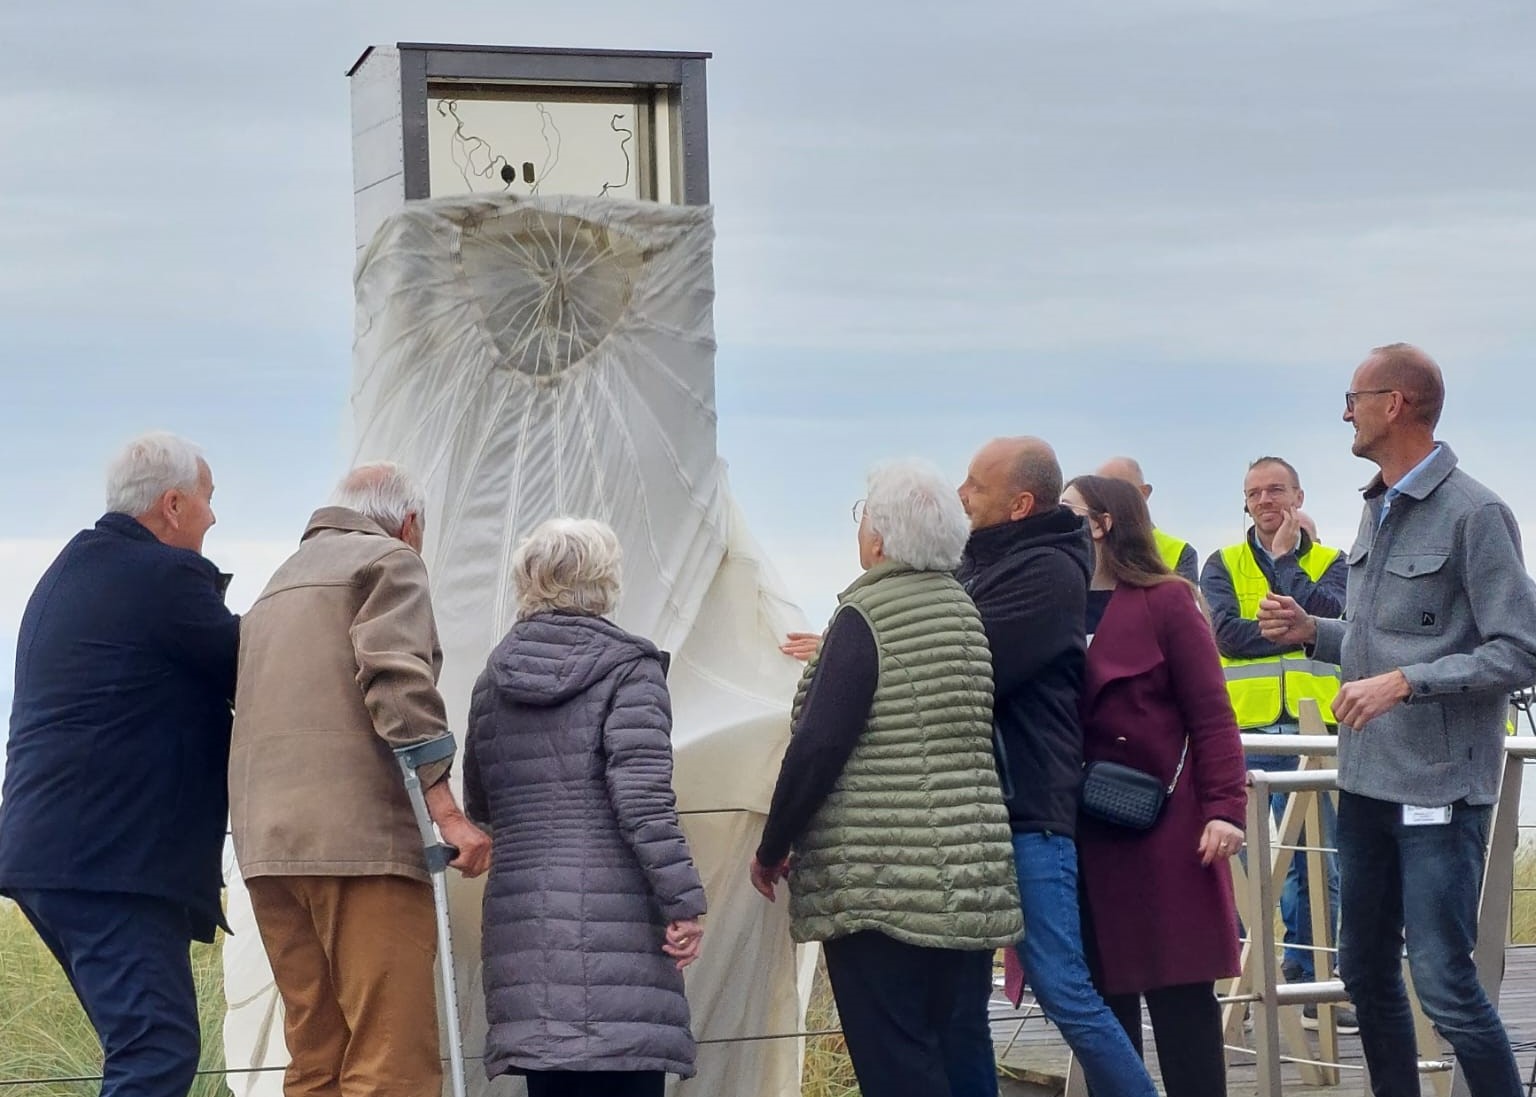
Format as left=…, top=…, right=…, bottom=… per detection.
left=0, top=432, right=239, bottom=1097
left=231, top=462, right=490, bottom=1097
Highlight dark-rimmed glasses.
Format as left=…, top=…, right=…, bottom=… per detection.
left=1344, top=388, right=1396, bottom=412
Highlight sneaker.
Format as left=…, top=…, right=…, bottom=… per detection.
left=1281, top=961, right=1308, bottom=984
left=1302, top=1002, right=1360, bottom=1035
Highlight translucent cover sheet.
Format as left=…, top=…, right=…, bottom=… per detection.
left=223, top=194, right=811, bottom=1096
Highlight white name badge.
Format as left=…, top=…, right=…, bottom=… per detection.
left=1403, top=804, right=1453, bottom=826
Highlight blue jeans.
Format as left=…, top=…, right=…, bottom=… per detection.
left=942, top=834, right=1156, bottom=1097
left=1336, top=792, right=1521, bottom=1097
left=1007, top=833, right=1159, bottom=1097
left=1248, top=724, right=1341, bottom=980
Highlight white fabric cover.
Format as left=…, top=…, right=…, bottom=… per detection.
left=222, top=194, right=812, bottom=1096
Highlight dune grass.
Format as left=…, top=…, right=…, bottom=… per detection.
left=0, top=898, right=231, bottom=1097
left=800, top=954, right=860, bottom=1097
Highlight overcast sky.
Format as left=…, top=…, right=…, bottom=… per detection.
left=2, top=0, right=1534, bottom=725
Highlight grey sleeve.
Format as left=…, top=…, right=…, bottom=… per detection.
left=462, top=671, right=493, bottom=826
left=1401, top=503, right=1536, bottom=698
left=1313, top=617, right=1346, bottom=666
left=602, top=659, right=708, bottom=922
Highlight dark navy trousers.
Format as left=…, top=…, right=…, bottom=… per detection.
left=10, top=888, right=201, bottom=1097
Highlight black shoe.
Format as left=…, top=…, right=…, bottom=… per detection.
left=1302, top=1002, right=1360, bottom=1035
left=1281, top=961, right=1307, bottom=984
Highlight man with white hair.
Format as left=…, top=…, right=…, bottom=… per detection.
left=1096, top=456, right=1199, bottom=583
left=230, top=462, right=491, bottom=1097
left=0, top=432, right=240, bottom=1097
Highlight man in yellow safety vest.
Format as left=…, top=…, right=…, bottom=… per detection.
left=1200, top=455, right=1354, bottom=1030
left=1096, top=456, right=1198, bottom=582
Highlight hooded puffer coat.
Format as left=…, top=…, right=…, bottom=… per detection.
left=464, top=611, right=707, bottom=1079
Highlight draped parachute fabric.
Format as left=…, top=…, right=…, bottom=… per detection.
left=222, top=194, right=813, bottom=1096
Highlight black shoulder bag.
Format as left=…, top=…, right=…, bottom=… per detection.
left=1079, top=739, right=1189, bottom=830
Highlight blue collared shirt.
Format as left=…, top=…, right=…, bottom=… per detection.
left=1378, top=443, right=1443, bottom=528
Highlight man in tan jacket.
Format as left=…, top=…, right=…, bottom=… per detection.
left=231, top=462, right=490, bottom=1097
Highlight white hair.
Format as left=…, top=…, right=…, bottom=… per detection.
left=105, top=432, right=205, bottom=516
left=865, top=458, right=971, bottom=572
left=329, top=461, right=426, bottom=535
left=512, top=518, right=623, bottom=620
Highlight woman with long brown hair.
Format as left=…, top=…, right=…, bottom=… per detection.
left=1061, top=474, right=1247, bottom=1097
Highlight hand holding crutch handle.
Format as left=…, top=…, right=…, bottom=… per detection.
left=394, top=735, right=459, bottom=868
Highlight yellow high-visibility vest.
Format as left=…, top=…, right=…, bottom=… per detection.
left=1153, top=528, right=1189, bottom=574
left=1218, top=539, right=1342, bottom=728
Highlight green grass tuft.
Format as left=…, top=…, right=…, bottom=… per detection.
left=0, top=898, right=231, bottom=1097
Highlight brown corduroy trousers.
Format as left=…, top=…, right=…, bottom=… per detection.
left=247, top=875, right=442, bottom=1097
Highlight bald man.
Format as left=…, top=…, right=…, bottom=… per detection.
left=947, top=438, right=1157, bottom=1097
left=1097, top=456, right=1199, bottom=583
left=1260, top=344, right=1536, bottom=1097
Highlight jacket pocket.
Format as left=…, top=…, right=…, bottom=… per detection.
left=1376, top=552, right=1451, bottom=635
left=1389, top=699, right=1452, bottom=764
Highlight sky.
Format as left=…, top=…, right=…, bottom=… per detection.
left=2, top=0, right=1535, bottom=734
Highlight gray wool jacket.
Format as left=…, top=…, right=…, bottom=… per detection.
left=464, top=611, right=706, bottom=1080
left=1314, top=444, right=1536, bottom=806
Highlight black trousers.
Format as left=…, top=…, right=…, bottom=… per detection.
left=822, top=929, right=973, bottom=1097
left=524, top=1070, right=665, bottom=1097
left=1103, top=982, right=1226, bottom=1097
left=11, top=888, right=201, bottom=1097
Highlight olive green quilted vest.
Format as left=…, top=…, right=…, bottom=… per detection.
left=788, top=562, right=1023, bottom=949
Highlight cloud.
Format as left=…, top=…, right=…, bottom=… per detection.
left=2, top=1, right=1535, bottom=722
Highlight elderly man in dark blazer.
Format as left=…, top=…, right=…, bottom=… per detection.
left=0, top=432, right=239, bottom=1097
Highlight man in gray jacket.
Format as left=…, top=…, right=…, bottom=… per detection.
left=1260, top=343, right=1536, bottom=1097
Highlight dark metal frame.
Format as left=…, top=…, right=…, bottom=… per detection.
left=348, top=43, right=711, bottom=206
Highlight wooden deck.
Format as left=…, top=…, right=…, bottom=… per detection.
left=993, top=946, right=1536, bottom=1097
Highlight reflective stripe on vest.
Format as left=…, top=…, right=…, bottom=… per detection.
left=1153, top=528, right=1188, bottom=574
left=1218, top=539, right=1343, bottom=728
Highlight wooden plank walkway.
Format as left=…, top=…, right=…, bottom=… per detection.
left=993, top=946, right=1536, bottom=1096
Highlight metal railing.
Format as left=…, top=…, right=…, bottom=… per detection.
left=1229, top=706, right=1532, bottom=1097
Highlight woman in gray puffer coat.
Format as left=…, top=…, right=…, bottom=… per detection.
left=464, top=517, right=707, bottom=1097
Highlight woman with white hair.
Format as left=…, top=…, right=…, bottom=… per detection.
left=749, top=460, right=1023, bottom=1097
left=462, top=518, right=706, bottom=1097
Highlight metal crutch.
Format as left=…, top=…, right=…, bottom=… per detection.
left=395, top=735, right=469, bottom=1097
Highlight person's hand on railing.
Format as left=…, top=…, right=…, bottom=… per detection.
left=1198, top=819, right=1245, bottom=867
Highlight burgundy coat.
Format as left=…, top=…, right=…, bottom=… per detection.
left=1077, top=580, right=1247, bottom=996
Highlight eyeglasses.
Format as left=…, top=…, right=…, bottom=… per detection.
left=1344, top=388, right=1396, bottom=412
left=851, top=498, right=866, bottom=524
